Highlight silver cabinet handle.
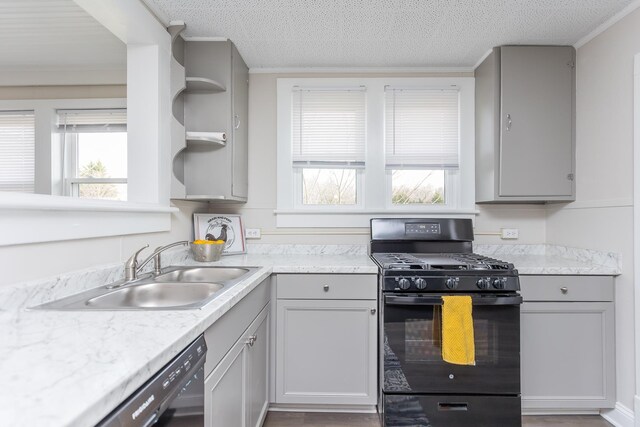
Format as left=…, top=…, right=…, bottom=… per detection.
left=371, top=308, right=377, bottom=315
left=561, top=287, right=568, bottom=294
left=234, top=114, right=241, bottom=129
left=246, top=335, right=257, bottom=346
left=323, top=284, right=329, bottom=292
left=506, top=113, right=512, bottom=131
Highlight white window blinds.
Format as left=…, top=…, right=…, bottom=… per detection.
left=0, top=111, right=35, bottom=193
left=292, top=88, right=366, bottom=168
left=385, top=88, right=459, bottom=169
left=56, top=109, right=127, bottom=133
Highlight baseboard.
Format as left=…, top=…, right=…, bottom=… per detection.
left=601, top=402, right=635, bottom=427
left=522, top=409, right=600, bottom=416
left=269, top=403, right=377, bottom=414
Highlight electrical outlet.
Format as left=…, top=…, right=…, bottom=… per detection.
left=245, top=228, right=261, bottom=239
left=501, top=228, right=519, bottom=240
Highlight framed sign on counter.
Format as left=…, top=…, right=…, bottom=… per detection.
left=193, top=214, right=246, bottom=254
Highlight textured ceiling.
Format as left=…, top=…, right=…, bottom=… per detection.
left=143, top=0, right=634, bottom=69
left=0, top=0, right=126, bottom=71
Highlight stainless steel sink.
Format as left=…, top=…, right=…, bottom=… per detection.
left=154, top=267, right=250, bottom=283
left=86, top=282, right=225, bottom=309
left=33, top=266, right=259, bottom=310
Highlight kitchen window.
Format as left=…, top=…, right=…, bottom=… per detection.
left=57, top=109, right=127, bottom=201
left=277, top=77, right=475, bottom=227
left=0, top=111, right=35, bottom=193
left=292, top=87, right=366, bottom=208
left=385, top=88, right=459, bottom=206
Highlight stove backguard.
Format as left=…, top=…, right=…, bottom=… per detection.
left=370, top=218, right=474, bottom=255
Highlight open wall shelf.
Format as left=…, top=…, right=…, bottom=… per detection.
left=185, top=131, right=226, bottom=146
left=185, top=77, right=226, bottom=93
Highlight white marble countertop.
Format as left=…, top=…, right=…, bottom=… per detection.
left=474, top=244, right=621, bottom=275
left=0, top=244, right=619, bottom=426
left=0, top=251, right=377, bottom=427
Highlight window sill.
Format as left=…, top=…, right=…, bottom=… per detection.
left=0, top=193, right=177, bottom=246
left=274, top=208, right=479, bottom=228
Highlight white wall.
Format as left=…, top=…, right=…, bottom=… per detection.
left=207, top=72, right=548, bottom=245
left=0, top=200, right=207, bottom=286
left=546, top=7, right=640, bottom=415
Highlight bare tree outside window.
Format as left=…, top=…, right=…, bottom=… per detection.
left=391, top=170, right=445, bottom=205
left=302, top=168, right=356, bottom=205
left=78, top=160, right=121, bottom=200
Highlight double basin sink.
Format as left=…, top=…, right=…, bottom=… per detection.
left=34, top=266, right=259, bottom=310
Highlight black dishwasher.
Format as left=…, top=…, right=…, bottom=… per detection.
left=97, top=335, right=207, bottom=427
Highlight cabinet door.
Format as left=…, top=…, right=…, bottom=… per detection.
left=520, top=302, right=615, bottom=410
left=204, top=336, right=247, bottom=427
left=499, top=46, right=574, bottom=197
left=276, top=299, right=377, bottom=405
left=247, top=309, right=270, bottom=427
left=231, top=43, right=249, bottom=199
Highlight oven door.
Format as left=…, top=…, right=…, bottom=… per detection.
left=382, top=293, right=521, bottom=395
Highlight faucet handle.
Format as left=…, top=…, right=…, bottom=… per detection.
left=124, top=244, right=149, bottom=281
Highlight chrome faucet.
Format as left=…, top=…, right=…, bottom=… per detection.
left=114, top=241, right=189, bottom=288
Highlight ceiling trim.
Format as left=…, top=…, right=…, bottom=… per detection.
left=574, top=0, right=640, bottom=48
left=249, top=66, right=474, bottom=74
left=473, top=49, right=494, bottom=70
left=182, top=36, right=229, bottom=41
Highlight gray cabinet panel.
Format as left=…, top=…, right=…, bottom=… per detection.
left=275, top=298, right=377, bottom=405
left=500, top=46, right=574, bottom=197
left=520, top=275, right=615, bottom=412
left=204, top=337, right=246, bottom=427
left=232, top=44, right=249, bottom=199
left=521, top=302, right=615, bottom=410
left=475, top=46, right=575, bottom=202
left=247, top=310, right=269, bottom=427
left=205, top=305, right=270, bottom=427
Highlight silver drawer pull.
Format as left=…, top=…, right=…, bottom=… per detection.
left=323, top=284, right=329, bottom=292
left=561, top=287, right=568, bottom=294
left=371, top=308, right=377, bottom=315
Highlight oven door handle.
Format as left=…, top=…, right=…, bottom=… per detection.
left=384, top=295, right=523, bottom=306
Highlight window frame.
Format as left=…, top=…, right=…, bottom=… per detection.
left=0, top=0, right=175, bottom=247
left=276, top=77, right=477, bottom=228
left=60, top=110, right=128, bottom=200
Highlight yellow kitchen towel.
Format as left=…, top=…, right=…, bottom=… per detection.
left=441, top=295, right=476, bottom=366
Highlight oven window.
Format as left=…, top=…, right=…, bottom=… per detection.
left=404, top=318, right=498, bottom=364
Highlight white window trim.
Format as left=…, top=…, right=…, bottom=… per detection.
left=276, top=77, right=477, bottom=228
left=0, top=0, right=176, bottom=246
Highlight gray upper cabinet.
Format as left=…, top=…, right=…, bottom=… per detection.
left=475, top=46, right=575, bottom=203
left=170, top=37, right=249, bottom=203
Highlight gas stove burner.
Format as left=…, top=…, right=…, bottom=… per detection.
left=373, top=252, right=515, bottom=272
left=387, top=263, right=426, bottom=270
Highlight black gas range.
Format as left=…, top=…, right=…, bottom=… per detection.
left=370, top=218, right=522, bottom=427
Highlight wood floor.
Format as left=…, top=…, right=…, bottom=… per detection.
left=263, top=412, right=613, bottom=427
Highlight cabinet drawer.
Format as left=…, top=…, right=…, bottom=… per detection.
left=276, top=274, right=377, bottom=300
left=520, top=275, right=614, bottom=302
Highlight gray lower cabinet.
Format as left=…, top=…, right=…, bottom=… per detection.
left=520, top=275, right=615, bottom=412
left=203, top=279, right=270, bottom=427
left=475, top=45, right=576, bottom=203
left=274, top=274, right=378, bottom=406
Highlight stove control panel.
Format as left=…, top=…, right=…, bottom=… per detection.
left=387, top=274, right=519, bottom=292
